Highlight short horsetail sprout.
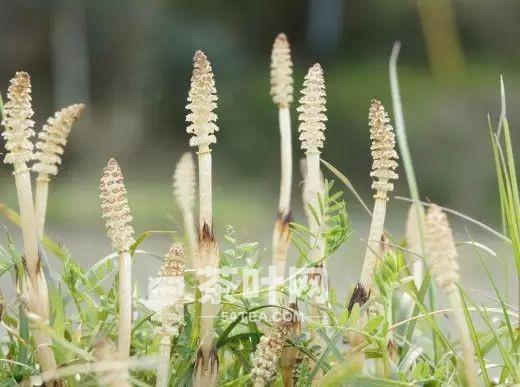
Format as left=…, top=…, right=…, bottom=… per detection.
left=33, top=103, right=84, bottom=239
left=405, top=204, right=425, bottom=288
left=297, top=63, right=327, bottom=265
left=251, top=315, right=295, bottom=387
left=1, top=71, right=58, bottom=376
left=142, top=243, right=186, bottom=387
left=173, top=152, right=198, bottom=264
left=187, top=50, right=219, bottom=387
left=359, top=100, right=398, bottom=292
left=424, top=204, right=478, bottom=387
left=270, top=33, right=294, bottom=278
left=100, top=158, right=135, bottom=358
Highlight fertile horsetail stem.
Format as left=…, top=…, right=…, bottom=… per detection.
left=297, top=63, right=327, bottom=264
left=142, top=243, right=186, bottom=387
left=424, top=204, right=477, bottom=387
left=1, top=71, right=57, bottom=377
left=270, top=33, right=294, bottom=278
left=33, top=103, right=84, bottom=238
left=251, top=311, right=298, bottom=387
left=359, top=100, right=398, bottom=291
left=187, top=50, right=220, bottom=387
left=100, top=158, right=135, bottom=358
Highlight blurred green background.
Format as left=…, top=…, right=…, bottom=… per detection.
left=0, top=0, right=518, bottom=296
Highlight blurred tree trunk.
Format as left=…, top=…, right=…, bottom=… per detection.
left=52, top=0, right=91, bottom=113
left=417, top=0, right=466, bottom=81
left=307, top=0, right=344, bottom=55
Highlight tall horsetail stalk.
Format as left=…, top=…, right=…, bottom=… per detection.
left=348, top=100, right=398, bottom=373
left=173, top=152, right=198, bottom=264
left=270, top=33, right=294, bottom=278
left=297, top=63, right=328, bottom=296
left=187, top=50, right=220, bottom=387
left=1, top=71, right=57, bottom=377
left=424, top=204, right=478, bottom=387
left=33, top=103, right=84, bottom=239
left=297, top=64, right=328, bottom=383
left=359, top=99, right=399, bottom=291
left=99, top=158, right=135, bottom=358
left=298, top=63, right=327, bottom=263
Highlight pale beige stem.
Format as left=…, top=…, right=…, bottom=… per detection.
left=346, top=311, right=367, bottom=374
left=278, top=107, right=292, bottom=213
left=277, top=108, right=296, bottom=387
left=305, top=152, right=328, bottom=384
left=194, top=300, right=218, bottom=386
left=305, top=152, right=325, bottom=264
left=182, top=209, right=198, bottom=266
left=354, top=192, right=387, bottom=375
left=25, top=281, right=57, bottom=375
left=13, top=167, right=40, bottom=277
left=272, top=219, right=291, bottom=280
left=156, top=334, right=171, bottom=387
left=272, top=106, right=293, bottom=278
left=360, top=195, right=387, bottom=290
left=197, top=149, right=212, bottom=226
left=14, top=165, right=57, bottom=377
left=447, top=290, right=478, bottom=387
left=195, top=249, right=218, bottom=386
left=194, top=148, right=219, bottom=387
left=34, top=174, right=50, bottom=240
left=412, top=258, right=423, bottom=289
left=118, top=251, right=132, bottom=358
